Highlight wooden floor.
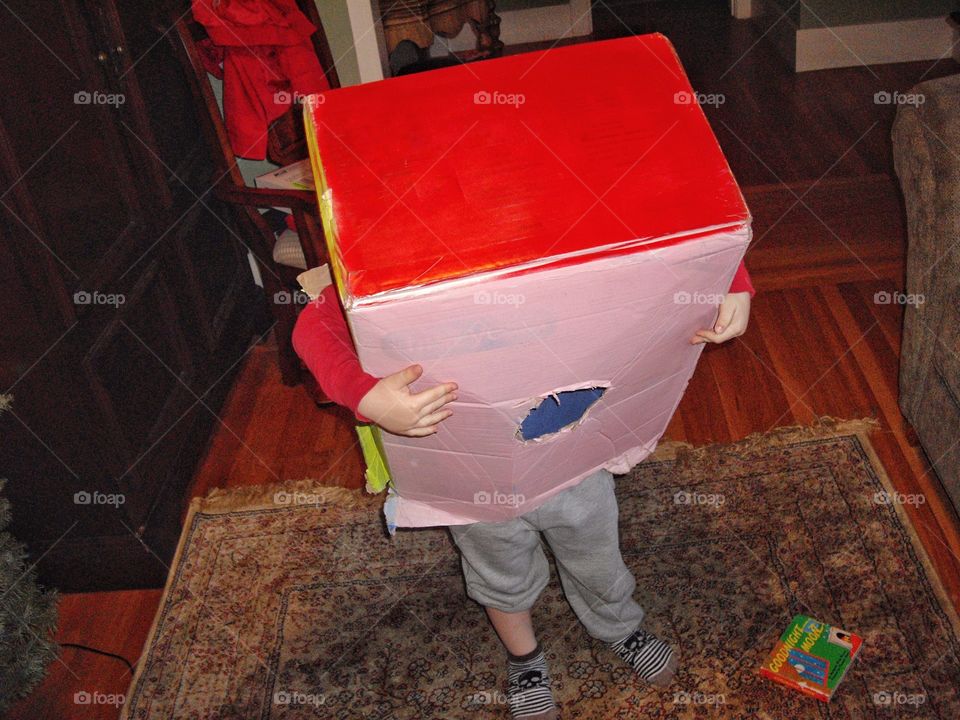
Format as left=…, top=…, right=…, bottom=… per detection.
left=7, top=4, right=960, bottom=719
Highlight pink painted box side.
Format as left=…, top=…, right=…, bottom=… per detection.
left=347, top=226, right=751, bottom=527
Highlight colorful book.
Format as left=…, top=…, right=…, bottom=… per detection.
left=254, top=158, right=315, bottom=193
left=759, top=615, right=863, bottom=702
left=255, top=159, right=315, bottom=211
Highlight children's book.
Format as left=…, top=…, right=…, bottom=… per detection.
left=254, top=158, right=315, bottom=192
left=255, top=159, right=315, bottom=211
left=759, top=615, right=863, bottom=702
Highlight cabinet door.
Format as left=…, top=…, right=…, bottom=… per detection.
left=0, top=0, right=157, bottom=300
left=2, top=0, right=259, bottom=589
left=0, top=0, right=251, bottom=589
left=0, top=0, right=165, bottom=517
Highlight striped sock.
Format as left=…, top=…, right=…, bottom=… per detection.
left=610, top=627, right=678, bottom=686
left=506, top=644, right=556, bottom=719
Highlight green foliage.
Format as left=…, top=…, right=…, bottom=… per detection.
left=0, top=395, right=59, bottom=712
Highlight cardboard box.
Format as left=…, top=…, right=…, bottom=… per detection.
left=304, top=34, right=751, bottom=527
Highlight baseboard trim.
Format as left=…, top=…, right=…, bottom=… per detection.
left=796, top=16, right=957, bottom=72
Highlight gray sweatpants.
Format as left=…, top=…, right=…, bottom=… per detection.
left=448, top=469, right=645, bottom=643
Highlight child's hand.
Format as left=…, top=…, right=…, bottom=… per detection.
left=691, top=291, right=751, bottom=345
left=358, top=364, right=458, bottom=437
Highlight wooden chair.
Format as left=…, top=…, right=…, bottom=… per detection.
left=166, top=1, right=339, bottom=391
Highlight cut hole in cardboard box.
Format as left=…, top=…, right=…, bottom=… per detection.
left=517, top=387, right=607, bottom=441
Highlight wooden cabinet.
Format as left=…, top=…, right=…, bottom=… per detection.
left=0, top=0, right=258, bottom=591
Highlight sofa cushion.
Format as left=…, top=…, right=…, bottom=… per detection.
left=934, top=286, right=960, bottom=410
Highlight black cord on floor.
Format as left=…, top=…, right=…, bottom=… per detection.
left=59, top=642, right=135, bottom=674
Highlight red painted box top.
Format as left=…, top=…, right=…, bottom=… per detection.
left=305, top=34, right=749, bottom=300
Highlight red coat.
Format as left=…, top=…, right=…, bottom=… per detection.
left=192, top=0, right=331, bottom=159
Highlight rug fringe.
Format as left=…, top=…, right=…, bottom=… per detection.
left=652, top=417, right=880, bottom=466
left=195, top=478, right=378, bottom=515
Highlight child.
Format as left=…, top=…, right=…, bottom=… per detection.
left=293, top=261, right=754, bottom=719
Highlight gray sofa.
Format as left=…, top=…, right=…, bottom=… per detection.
left=892, top=72, right=960, bottom=507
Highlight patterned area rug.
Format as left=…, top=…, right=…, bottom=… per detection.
left=122, top=420, right=960, bottom=719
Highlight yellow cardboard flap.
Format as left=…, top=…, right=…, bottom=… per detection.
left=357, top=424, right=391, bottom=493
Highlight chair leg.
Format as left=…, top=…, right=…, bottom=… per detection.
left=274, top=313, right=303, bottom=387
left=253, top=252, right=306, bottom=387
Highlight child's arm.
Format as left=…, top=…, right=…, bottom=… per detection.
left=292, top=285, right=457, bottom=436
left=691, top=259, right=754, bottom=345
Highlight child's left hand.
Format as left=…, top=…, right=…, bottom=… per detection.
left=691, top=291, right=751, bottom=344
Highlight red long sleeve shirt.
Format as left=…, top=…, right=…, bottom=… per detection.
left=293, top=261, right=755, bottom=419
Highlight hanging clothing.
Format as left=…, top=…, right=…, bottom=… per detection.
left=192, top=0, right=331, bottom=159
